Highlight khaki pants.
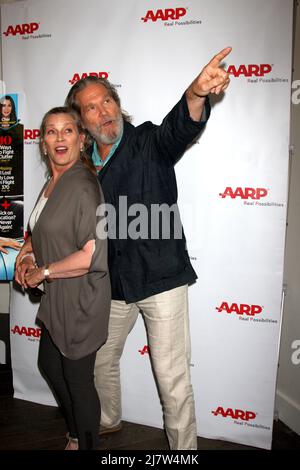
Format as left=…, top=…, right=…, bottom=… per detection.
left=94, top=285, right=197, bottom=450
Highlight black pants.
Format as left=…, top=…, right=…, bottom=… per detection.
left=38, top=324, right=100, bottom=450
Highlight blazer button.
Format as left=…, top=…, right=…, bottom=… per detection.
left=117, top=250, right=122, bottom=256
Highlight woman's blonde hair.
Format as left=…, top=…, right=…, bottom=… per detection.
left=39, top=106, right=96, bottom=175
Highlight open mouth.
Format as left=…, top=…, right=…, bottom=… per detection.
left=102, top=120, right=114, bottom=128
left=55, top=146, right=68, bottom=155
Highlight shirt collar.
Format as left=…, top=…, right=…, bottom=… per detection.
left=92, top=130, right=123, bottom=171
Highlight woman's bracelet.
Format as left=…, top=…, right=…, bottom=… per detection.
left=20, top=252, right=36, bottom=264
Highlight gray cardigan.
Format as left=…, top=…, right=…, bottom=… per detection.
left=32, top=160, right=111, bottom=359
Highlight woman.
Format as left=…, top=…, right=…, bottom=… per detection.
left=0, top=95, right=17, bottom=129
left=15, top=106, right=111, bottom=450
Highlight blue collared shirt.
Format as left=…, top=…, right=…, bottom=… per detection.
left=92, top=132, right=123, bottom=171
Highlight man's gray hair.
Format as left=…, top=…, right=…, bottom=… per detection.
left=65, top=76, right=132, bottom=122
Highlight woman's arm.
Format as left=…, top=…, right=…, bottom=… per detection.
left=24, top=239, right=95, bottom=288
left=15, top=235, right=33, bottom=268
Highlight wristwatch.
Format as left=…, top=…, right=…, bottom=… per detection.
left=43, top=265, right=50, bottom=280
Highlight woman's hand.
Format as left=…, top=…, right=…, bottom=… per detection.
left=15, top=256, right=36, bottom=288
left=24, top=266, right=45, bottom=289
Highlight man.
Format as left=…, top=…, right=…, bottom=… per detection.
left=18, top=47, right=231, bottom=450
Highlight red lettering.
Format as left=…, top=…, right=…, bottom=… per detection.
left=228, top=64, right=272, bottom=78
left=235, top=409, right=246, bottom=420
left=251, top=305, right=262, bottom=315
left=212, top=407, right=256, bottom=421
left=219, top=187, right=233, bottom=198
left=220, top=187, right=268, bottom=200
left=245, top=187, right=257, bottom=199
left=69, top=72, right=109, bottom=85
left=3, top=22, right=39, bottom=37
left=69, top=73, right=80, bottom=85
left=216, top=302, right=263, bottom=316
left=212, top=406, right=225, bottom=417
left=229, top=303, right=238, bottom=314
left=237, top=65, right=248, bottom=77
left=99, top=72, right=108, bottom=79
left=30, top=23, right=39, bottom=33
left=11, top=325, right=41, bottom=337
left=0, top=135, right=12, bottom=145
left=22, top=24, right=30, bottom=34
left=27, top=328, right=36, bottom=337
left=138, top=345, right=149, bottom=355
left=227, top=65, right=238, bottom=77
left=261, top=64, right=272, bottom=76
left=3, top=25, right=14, bottom=36
left=245, top=411, right=256, bottom=421
left=239, top=304, right=251, bottom=315
left=216, top=302, right=229, bottom=313
left=226, top=408, right=235, bottom=419
left=24, top=129, right=32, bottom=140
left=11, top=326, right=20, bottom=334
left=141, top=8, right=186, bottom=22
left=33, top=129, right=40, bottom=139
left=155, top=9, right=164, bottom=21
left=248, top=64, right=260, bottom=76
left=256, top=188, right=268, bottom=199
left=15, top=25, right=22, bottom=35
left=234, top=187, right=243, bottom=198
left=176, top=8, right=186, bottom=19
left=141, top=10, right=155, bottom=22
left=234, top=187, right=245, bottom=199
left=24, top=129, right=40, bottom=140
left=88, top=72, right=109, bottom=79
left=165, top=8, right=175, bottom=20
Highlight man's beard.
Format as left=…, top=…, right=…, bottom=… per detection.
left=90, top=113, right=123, bottom=145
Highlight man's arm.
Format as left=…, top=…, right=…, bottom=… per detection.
left=186, top=47, right=232, bottom=121
left=147, top=47, right=232, bottom=164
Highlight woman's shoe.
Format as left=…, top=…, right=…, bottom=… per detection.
left=65, top=432, right=79, bottom=450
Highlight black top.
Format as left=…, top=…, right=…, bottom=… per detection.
left=94, top=93, right=210, bottom=303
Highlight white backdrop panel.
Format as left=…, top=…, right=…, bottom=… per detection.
left=1, top=0, right=293, bottom=449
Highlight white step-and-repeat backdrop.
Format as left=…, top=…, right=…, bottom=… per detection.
left=1, top=0, right=293, bottom=450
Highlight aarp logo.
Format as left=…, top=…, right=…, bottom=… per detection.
left=212, top=406, right=256, bottom=421
left=11, top=325, right=41, bottom=338
left=215, top=302, right=263, bottom=317
left=219, top=187, right=268, bottom=200
left=228, top=64, right=272, bottom=78
left=69, top=71, right=109, bottom=85
left=3, top=22, right=39, bottom=37
left=141, top=7, right=186, bottom=22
